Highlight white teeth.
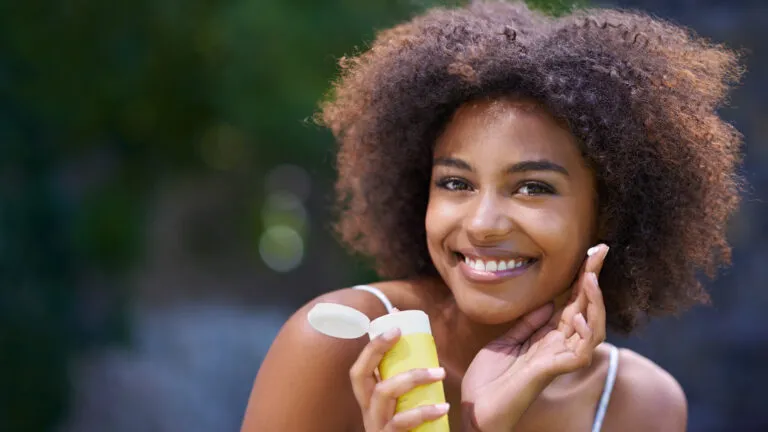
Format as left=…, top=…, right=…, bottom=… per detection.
left=462, top=256, right=530, bottom=272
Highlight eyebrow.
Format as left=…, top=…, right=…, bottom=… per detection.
left=433, top=157, right=569, bottom=176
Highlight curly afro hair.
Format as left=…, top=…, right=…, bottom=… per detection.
left=318, top=1, right=744, bottom=333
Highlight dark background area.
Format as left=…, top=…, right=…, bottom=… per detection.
left=0, top=0, right=765, bottom=431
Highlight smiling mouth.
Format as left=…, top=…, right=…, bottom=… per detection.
left=454, top=252, right=537, bottom=281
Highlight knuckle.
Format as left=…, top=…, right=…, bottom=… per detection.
left=412, top=368, right=431, bottom=383
left=423, top=404, right=441, bottom=417
left=349, top=365, right=362, bottom=380
left=373, top=380, right=392, bottom=398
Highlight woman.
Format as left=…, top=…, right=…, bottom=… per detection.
left=242, top=1, right=743, bottom=430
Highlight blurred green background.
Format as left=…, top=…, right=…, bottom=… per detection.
left=1, top=0, right=765, bottom=431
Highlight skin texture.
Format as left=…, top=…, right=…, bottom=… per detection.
left=241, top=99, right=688, bottom=431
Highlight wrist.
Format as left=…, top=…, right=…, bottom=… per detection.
left=460, top=402, right=485, bottom=432
left=461, top=368, right=555, bottom=432
left=460, top=401, right=513, bottom=432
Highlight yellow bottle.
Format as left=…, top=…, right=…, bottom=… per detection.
left=368, top=310, right=449, bottom=431
left=308, top=305, right=450, bottom=432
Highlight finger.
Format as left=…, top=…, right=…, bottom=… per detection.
left=565, top=331, right=581, bottom=352
left=569, top=313, right=595, bottom=366
left=584, top=272, right=607, bottom=345
left=555, top=244, right=609, bottom=337
left=558, top=282, right=588, bottom=337
left=585, top=244, right=610, bottom=277
left=572, top=312, right=592, bottom=344
left=349, top=328, right=401, bottom=409
left=499, top=302, right=554, bottom=345
left=574, top=336, right=594, bottom=368
left=385, top=403, right=450, bottom=431
left=369, top=367, right=446, bottom=421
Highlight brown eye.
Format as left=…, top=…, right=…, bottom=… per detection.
left=436, top=177, right=472, bottom=191
left=517, top=181, right=555, bottom=196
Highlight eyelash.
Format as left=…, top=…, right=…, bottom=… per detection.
left=435, top=177, right=556, bottom=196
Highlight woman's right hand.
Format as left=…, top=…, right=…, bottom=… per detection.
left=350, top=327, right=450, bottom=431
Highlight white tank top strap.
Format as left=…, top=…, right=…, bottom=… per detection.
left=591, top=344, right=620, bottom=432
left=352, top=285, right=394, bottom=313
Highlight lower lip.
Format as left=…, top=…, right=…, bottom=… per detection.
left=458, top=259, right=536, bottom=283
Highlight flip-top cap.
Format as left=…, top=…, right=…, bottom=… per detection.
left=307, top=302, right=371, bottom=339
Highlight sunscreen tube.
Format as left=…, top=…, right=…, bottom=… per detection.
left=369, top=311, right=449, bottom=432
left=307, top=304, right=449, bottom=431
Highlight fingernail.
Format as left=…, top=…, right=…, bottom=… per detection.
left=427, top=367, right=446, bottom=379
left=435, top=403, right=450, bottom=414
left=587, top=272, right=598, bottom=286
left=587, top=245, right=600, bottom=256
left=575, top=312, right=586, bottom=323
left=382, top=328, right=400, bottom=341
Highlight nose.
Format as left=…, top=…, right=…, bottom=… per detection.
left=465, top=191, right=514, bottom=242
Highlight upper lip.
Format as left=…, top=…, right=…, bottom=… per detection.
left=455, top=247, right=536, bottom=262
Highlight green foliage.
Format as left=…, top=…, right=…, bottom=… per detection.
left=0, top=0, right=584, bottom=430
left=525, top=0, right=587, bottom=16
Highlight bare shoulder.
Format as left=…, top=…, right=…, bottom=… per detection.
left=240, top=286, right=392, bottom=431
left=603, top=347, right=688, bottom=432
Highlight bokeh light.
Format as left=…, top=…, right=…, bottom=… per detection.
left=260, top=192, right=307, bottom=235
left=258, top=225, right=304, bottom=272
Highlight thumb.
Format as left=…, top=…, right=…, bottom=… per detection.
left=585, top=244, right=610, bottom=278
left=498, top=302, right=555, bottom=345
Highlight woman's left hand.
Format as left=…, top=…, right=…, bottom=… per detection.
left=460, top=244, right=610, bottom=432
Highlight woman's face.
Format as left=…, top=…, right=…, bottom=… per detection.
left=426, top=97, right=598, bottom=324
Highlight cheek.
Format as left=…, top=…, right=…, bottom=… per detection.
left=425, top=198, right=460, bottom=251
left=525, top=209, right=577, bottom=252
left=525, top=200, right=593, bottom=272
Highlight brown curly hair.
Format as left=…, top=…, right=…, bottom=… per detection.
left=318, top=1, right=744, bottom=333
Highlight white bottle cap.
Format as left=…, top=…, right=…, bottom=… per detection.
left=369, top=310, right=432, bottom=339
left=307, top=303, right=432, bottom=340
left=307, top=303, right=371, bottom=339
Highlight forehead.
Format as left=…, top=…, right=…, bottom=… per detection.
left=434, top=97, right=582, bottom=163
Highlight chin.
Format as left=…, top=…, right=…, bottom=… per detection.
left=452, top=288, right=532, bottom=325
